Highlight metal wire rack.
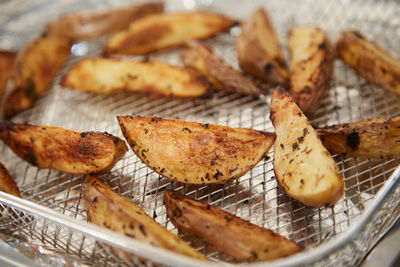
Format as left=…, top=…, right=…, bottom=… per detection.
left=0, top=0, right=400, bottom=266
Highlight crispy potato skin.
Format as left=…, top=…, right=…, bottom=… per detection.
left=4, top=34, right=72, bottom=119
left=83, top=175, right=206, bottom=261
left=0, top=50, right=17, bottom=96
left=62, top=57, right=208, bottom=98
left=317, top=116, right=400, bottom=159
left=0, top=162, right=21, bottom=198
left=337, top=31, right=400, bottom=95
left=46, top=2, right=163, bottom=40
left=236, top=8, right=289, bottom=86
left=0, top=122, right=127, bottom=174
left=105, top=12, right=236, bottom=55
left=164, top=190, right=302, bottom=262
left=181, top=40, right=261, bottom=95
left=270, top=87, right=344, bottom=207
left=289, top=26, right=334, bottom=113
left=118, top=116, right=275, bottom=184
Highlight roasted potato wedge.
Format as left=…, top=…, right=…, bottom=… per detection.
left=46, top=2, right=163, bottom=40
left=0, top=162, right=21, bottom=198
left=181, top=40, right=261, bottom=95
left=289, top=26, right=334, bottom=113
left=4, top=34, right=72, bottom=119
left=0, top=121, right=127, bottom=174
left=236, top=8, right=289, bottom=85
left=317, top=115, right=400, bottom=159
left=83, top=175, right=206, bottom=261
left=118, top=116, right=275, bottom=184
left=270, top=87, right=344, bottom=207
left=105, top=11, right=236, bottom=55
left=164, top=190, right=302, bottom=262
left=0, top=50, right=16, bottom=96
left=337, top=30, right=400, bottom=95
left=62, top=57, right=208, bottom=97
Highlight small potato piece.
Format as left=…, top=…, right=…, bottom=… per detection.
left=62, top=58, right=208, bottom=98
left=83, top=175, right=206, bottom=261
left=236, top=8, right=289, bottom=85
left=4, top=34, right=72, bottom=119
left=337, top=30, right=400, bottom=95
left=118, top=116, right=275, bottom=184
left=0, top=162, right=21, bottom=198
left=105, top=12, right=236, bottom=55
left=46, top=2, right=163, bottom=40
left=181, top=40, right=261, bottom=95
left=0, top=50, right=17, bottom=96
left=289, top=26, right=334, bottom=113
left=164, top=190, right=302, bottom=262
left=270, top=87, right=344, bottom=207
left=317, top=115, right=400, bottom=159
left=0, top=121, right=127, bottom=174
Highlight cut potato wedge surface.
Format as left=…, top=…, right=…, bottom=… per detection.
left=83, top=175, right=206, bottom=261
left=0, top=121, right=127, bottom=174
left=0, top=50, right=16, bottom=96
left=118, top=116, right=275, bottom=184
left=62, top=57, right=208, bottom=98
left=0, top=162, right=21, bottom=198
left=270, top=87, right=344, bottom=207
left=105, top=11, right=236, bottom=55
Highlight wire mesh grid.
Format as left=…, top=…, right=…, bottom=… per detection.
left=0, top=0, right=400, bottom=266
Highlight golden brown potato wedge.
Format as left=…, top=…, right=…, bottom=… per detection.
left=0, top=162, right=21, bottom=198
left=317, top=115, right=400, bottom=159
left=289, top=25, right=334, bottom=113
left=0, top=50, right=16, bottom=96
left=118, top=116, right=275, bottom=184
left=0, top=121, right=127, bottom=174
left=181, top=40, right=261, bottom=95
left=4, top=34, right=72, bottom=119
left=105, top=11, right=236, bottom=55
left=337, top=30, right=400, bottom=95
left=46, top=2, right=163, bottom=40
left=236, top=8, right=289, bottom=85
left=83, top=175, right=206, bottom=261
left=62, top=57, right=208, bottom=97
left=164, top=190, right=302, bottom=262
left=270, top=87, right=344, bottom=207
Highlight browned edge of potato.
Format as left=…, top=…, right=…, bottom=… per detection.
left=105, top=11, right=236, bottom=55
left=336, top=30, right=400, bottom=96
left=236, top=8, right=289, bottom=86
left=0, top=50, right=17, bottom=97
left=62, top=57, right=209, bottom=98
left=163, top=190, right=302, bottom=262
left=270, top=87, right=344, bottom=207
left=118, top=116, right=275, bottom=184
left=0, top=121, right=127, bottom=174
left=0, top=162, right=21, bottom=198
left=82, top=175, right=207, bottom=261
left=3, top=34, right=72, bottom=119
left=289, top=25, right=334, bottom=113
left=46, top=2, right=163, bottom=40
left=181, top=40, right=261, bottom=95
left=317, top=115, right=400, bottom=159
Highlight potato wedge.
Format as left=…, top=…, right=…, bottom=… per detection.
left=62, top=57, right=208, bottom=97
left=0, top=50, right=16, bottom=96
left=337, top=30, right=400, bottom=95
left=0, top=162, right=21, bottom=198
left=236, top=8, right=289, bottom=85
left=46, top=2, right=163, bottom=40
left=270, top=87, right=344, bottom=207
left=118, top=116, right=275, bottom=184
left=4, top=34, right=72, bottom=119
left=105, top=12, right=236, bottom=55
left=0, top=121, right=127, bottom=174
left=317, top=115, right=400, bottom=159
left=83, top=175, right=206, bottom=261
left=289, top=26, right=334, bottom=113
left=164, top=190, right=302, bottom=262
left=181, top=40, right=261, bottom=95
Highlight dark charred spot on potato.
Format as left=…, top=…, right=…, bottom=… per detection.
left=264, top=63, right=274, bottom=73
left=380, top=67, right=387, bottom=74
left=318, top=42, right=326, bottom=49
left=297, top=112, right=302, bottom=117
left=300, top=179, right=304, bottom=184
left=129, top=115, right=134, bottom=119
left=206, top=204, right=211, bottom=210
left=119, top=124, right=126, bottom=134
left=80, top=132, right=87, bottom=138
left=160, top=168, right=165, bottom=173
left=26, top=147, right=37, bottom=166
left=93, top=196, right=98, bottom=203
left=172, top=208, right=182, bottom=218
left=129, top=140, right=136, bottom=147
left=182, top=127, right=192, bottom=133
left=213, top=170, right=223, bottom=180
left=224, top=215, right=234, bottom=223
left=210, top=155, right=219, bottom=166
left=127, top=74, right=138, bottom=80
left=153, top=210, right=157, bottom=219
left=346, top=131, right=360, bottom=150
left=112, top=137, right=119, bottom=144
left=250, top=251, right=258, bottom=260
left=280, top=143, right=284, bottom=149
left=202, top=123, right=209, bottom=129
left=264, top=155, right=271, bottom=161
left=129, top=223, right=135, bottom=229
left=274, top=57, right=287, bottom=69
left=138, top=224, right=147, bottom=236
left=126, top=233, right=136, bottom=239
left=292, top=142, right=299, bottom=151
left=205, top=173, right=210, bottom=180
left=103, top=221, right=110, bottom=229
left=353, top=31, right=364, bottom=39
left=229, top=167, right=238, bottom=173
left=297, top=136, right=304, bottom=144
left=144, top=128, right=149, bottom=134
left=288, top=172, right=292, bottom=177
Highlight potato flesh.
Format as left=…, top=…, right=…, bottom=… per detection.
left=0, top=51, right=16, bottom=96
